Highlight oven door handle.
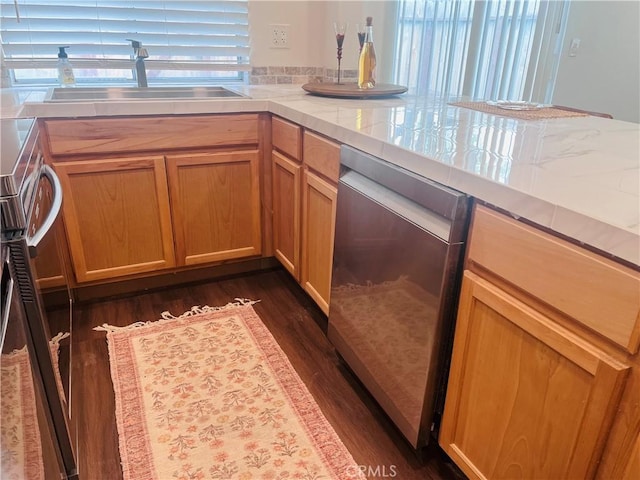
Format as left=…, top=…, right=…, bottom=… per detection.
left=27, top=165, right=63, bottom=257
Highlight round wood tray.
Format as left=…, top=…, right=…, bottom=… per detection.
left=301, top=82, right=408, bottom=99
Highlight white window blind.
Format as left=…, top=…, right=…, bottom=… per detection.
left=393, top=0, right=568, bottom=103
left=0, top=0, right=250, bottom=84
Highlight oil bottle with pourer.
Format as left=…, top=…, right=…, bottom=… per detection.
left=358, top=16, right=376, bottom=89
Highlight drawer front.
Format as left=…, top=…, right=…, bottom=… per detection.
left=44, top=114, right=259, bottom=156
left=272, top=116, right=301, bottom=161
left=468, top=205, right=640, bottom=353
left=303, top=131, right=340, bottom=184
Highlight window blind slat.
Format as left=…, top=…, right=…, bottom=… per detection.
left=4, top=44, right=250, bottom=58
left=4, top=58, right=250, bottom=70
left=507, top=0, right=536, bottom=99
left=2, top=17, right=248, bottom=30
left=1, top=0, right=250, bottom=81
left=1, top=1, right=247, bottom=15
left=471, top=1, right=491, bottom=97
left=2, top=31, right=250, bottom=46
left=498, top=0, right=522, bottom=98
left=394, top=0, right=565, bottom=103
left=456, top=1, right=473, bottom=93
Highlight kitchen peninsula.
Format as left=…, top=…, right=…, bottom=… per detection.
left=5, top=84, right=640, bottom=479
left=12, top=84, right=638, bottom=267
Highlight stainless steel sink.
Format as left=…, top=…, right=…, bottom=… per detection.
left=45, top=86, right=247, bottom=102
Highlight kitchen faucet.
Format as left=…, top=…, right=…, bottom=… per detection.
left=127, top=39, right=149, bottom=87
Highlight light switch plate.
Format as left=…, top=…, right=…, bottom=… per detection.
left=569, top=38, right=580, bottom=57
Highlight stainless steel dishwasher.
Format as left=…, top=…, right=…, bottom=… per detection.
left=328, top=145, right=469, bottom=449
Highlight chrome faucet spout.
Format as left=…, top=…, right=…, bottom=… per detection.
left=126, top=39, right=149, bottom=87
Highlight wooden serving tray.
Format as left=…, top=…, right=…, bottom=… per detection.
left=302, top=82, right=408, bottom=99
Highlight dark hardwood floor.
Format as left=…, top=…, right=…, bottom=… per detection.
left=70, top=268, right=464, bottom=479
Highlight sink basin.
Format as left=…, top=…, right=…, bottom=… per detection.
left=45, top=86, right=247, bottom=102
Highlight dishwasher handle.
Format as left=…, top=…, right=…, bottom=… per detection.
left=27, top=165, right=62, bottom=258
left=340, top=145, right=470, bottom=243
left=340, top=169, right=453, bottom=242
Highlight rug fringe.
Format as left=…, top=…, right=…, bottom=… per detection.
left=3, top=345, right=28, bottom=357
left=50, top=332, right=70, bottom=345
left=94, top=322, right=147, bottom=333
left=93, top=298, right=260, bottom=333
left=160, top=298, right=260, bottom=320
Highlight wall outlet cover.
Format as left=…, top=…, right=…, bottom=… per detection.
left=270, top=24, right=290, bottom=49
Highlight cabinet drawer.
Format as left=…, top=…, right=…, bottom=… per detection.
left=467, top=205, right=640, bottom=353
left=272, top=116, right=301, bottom=160
left=43, top=114, right=259, bottom=157
left=303, top=131, right=340, bottom=183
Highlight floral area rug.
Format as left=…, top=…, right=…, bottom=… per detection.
left=95, top=299, right=365, bottom=480
left=1, top=346, right=45, bottom=480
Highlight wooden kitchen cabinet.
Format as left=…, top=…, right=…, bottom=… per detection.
left=41, top=114, right=264, bottom=284
left=271, top=118, right=340, bottom=314
left=271, top=117, right=303, bottom=280
left=300, top=131, right=339, bottom=315
left=272, top=151, right=302, bottom=279
left=166, top=150, right=262, bottom=266
left=53, top=156, right=176, bottom=283
left=621, top=431, right=640, bottom=480
left=439, top=204, right=640, bottom=480
left=300, top=169, right=337, bottom=315
left=440, top=270, right=629, bottom=479
left=43, top=115, right=260, bottom=156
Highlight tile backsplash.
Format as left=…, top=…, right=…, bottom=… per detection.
left=250, top=66, right=358, bottom=85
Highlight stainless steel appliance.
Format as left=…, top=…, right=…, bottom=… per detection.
left=328, top=145, right=469, bottom=449
left=1, top=118, right=77, bottom=478
left=2, top=240, right=68, bottom=478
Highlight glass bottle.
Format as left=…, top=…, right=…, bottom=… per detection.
left=57, top=46, right=76, bottom=87
left=358, top=17, right=376, bottom=89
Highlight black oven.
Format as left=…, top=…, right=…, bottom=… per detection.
left=1, top=118, right=77, bottom=479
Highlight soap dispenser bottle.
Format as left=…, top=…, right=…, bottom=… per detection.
left=57, top=46, right=75, bottom=87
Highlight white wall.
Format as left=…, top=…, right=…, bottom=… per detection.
left=249, top=1, right=326, bottom=68
left=249, top=0, right=395, bottom=80
left=552, top=0, right=640, bottom=123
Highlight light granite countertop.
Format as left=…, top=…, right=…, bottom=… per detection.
left=2, top=85, right=639, bottom=267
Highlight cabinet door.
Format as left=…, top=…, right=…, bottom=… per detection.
left=166, top=151, right=262, bottom=266
left=440, top=271, right=629, bottom=480
left=54, top=156, right=175, bottom=282
left=272, top=151, right=301, bottom=280
left=301, top=169, right=337, bottom=315
left=621, top=431, right=640, bottom=480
